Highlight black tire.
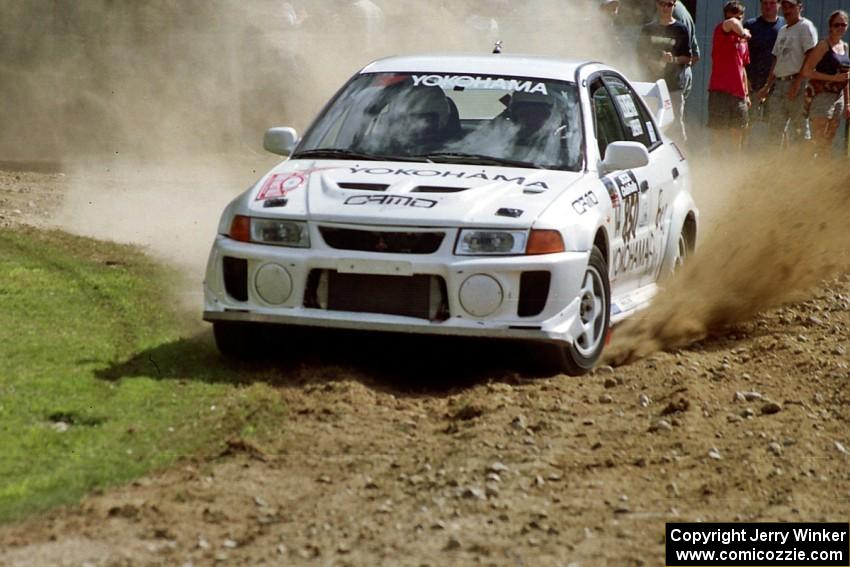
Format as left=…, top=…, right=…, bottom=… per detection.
left=531, top=246, right=611, bottom=376
left=212, top=321, right=264, bottom=360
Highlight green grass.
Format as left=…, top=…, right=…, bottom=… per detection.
left=0, top=228, right=284, bottom=522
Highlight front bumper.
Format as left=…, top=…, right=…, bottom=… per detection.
left=203, top=230, right=591, bottom=345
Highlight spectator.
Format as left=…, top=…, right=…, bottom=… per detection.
left=597, top=0, right=623, bottom=63
left=708, top=2, right=751, bottom=157
left=599, top=0, right=620, bottom=21
left=757, top=0, right=818, bottom=148
left=672, top=2, right=701, bottom=67
left=632, top=1, right=700, bottom=65
left=744, top=0, right=785, bottom=142
left=638, top=0, right=693, bottom=143
left=800, top=10, right=850, bottom=157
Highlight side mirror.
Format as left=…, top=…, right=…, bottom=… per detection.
left=600, top=141, right=650, bottom=173
left=263, top=127, right=298, bottom=156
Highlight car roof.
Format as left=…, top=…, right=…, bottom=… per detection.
left=361, top=54, right=602, bottom=81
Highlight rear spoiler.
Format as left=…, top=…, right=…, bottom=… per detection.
left=633, top=79, right=673, bottom=130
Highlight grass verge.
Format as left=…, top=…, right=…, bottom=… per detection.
left=0, top=227, right=283, bottom=522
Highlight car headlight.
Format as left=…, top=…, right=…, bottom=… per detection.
left=454, top=229, right=565, bottom=255
left=455, top=229, right=527, bottom=255
left=229, top=215, right=310, bottom=248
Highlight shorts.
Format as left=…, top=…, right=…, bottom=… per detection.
left=808, top=91, right=845, bottom=120
left=707, top=90, right=749, bottom=129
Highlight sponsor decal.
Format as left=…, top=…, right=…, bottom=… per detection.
left=344, top=194, right=438, bottom=208
left=602, top=177, right=619, bottom=208
left=571, top=191, right=599, bottom=215
left=616, top=94, right=639, bottom=118
left=627, top=118, right=644, bottom=137
left=256, top=167, right=337, bottom=201
left=655, top=189, right=668, bottom=230
left=620, top=185, right=639, bottom=243
left=411, top=74, right=549, bottom=95
left=603, top=171, right=639, bottom=239
left=614, top=171, right=639, bottom=199
left=647, top=123, right=657, bottom=144
left=347, top=167, right=549, bottom=190
left=613, top=231, right=659, bottom=276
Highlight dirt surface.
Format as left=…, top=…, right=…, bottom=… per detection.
left=1, top=168, right=849, bottom=567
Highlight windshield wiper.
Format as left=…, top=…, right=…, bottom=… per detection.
left=290, top=148, right=428, bottom=163
left=414, top=152, right=537, bottom=169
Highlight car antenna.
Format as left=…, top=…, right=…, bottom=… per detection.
left=492, top=40, right=503, bottom=54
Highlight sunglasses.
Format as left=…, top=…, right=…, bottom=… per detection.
left=832, top=22, right=848, bottom=28
left=657, top=1, right=676, bottom=6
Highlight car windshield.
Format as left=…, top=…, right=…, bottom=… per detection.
left=296, top=72, right=584, bottom=171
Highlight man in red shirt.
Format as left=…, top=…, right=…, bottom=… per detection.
left=708, top=1, right=752, bottom=156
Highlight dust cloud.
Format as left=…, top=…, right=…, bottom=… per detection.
left=605, top=157, right=850, bottom=365
left=0, top=0, right=620, bottom=162
left=1, top=0, right=616, bottom=304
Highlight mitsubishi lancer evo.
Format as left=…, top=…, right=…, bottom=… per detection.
left=203, top=54, right=698, bottom=375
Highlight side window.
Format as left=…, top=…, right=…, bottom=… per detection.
left=590, top=78, right=625, bottom=160
left=602, top=75, right=660, bottom=149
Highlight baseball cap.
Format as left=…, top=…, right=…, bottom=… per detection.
left=781, top=0, right=801, bottom=5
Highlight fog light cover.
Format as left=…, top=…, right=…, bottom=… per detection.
left=254, top=263, right=293, bottom=305
left=459, top=274, right=503, bottom=317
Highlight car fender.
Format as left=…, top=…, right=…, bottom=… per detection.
left=532, top=180, right=610, bottom=255
left=658, top=188, right=698, bottom=275
left=216, top=188, right=255, bottom=235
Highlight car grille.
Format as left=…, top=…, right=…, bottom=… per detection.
left=304, top=270, right=450, bottom=321
left=319, top=227, right=445, bottom=254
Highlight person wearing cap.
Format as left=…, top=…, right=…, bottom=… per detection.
left=757, top=0, right=818, bottom=148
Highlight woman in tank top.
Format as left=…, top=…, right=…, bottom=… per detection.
left=801, top=10, right=850, bottom=157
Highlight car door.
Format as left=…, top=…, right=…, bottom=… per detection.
left=600, top=73, right=677, bottom=289
left=588, top=76, right=650, bottom=295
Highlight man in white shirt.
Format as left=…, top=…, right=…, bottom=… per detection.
left=757, top=0, right=818, bottom=147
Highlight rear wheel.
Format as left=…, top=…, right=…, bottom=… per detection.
left=532, top=246, right=611, bottom=376
left=673, top=229, right=689, bottom=273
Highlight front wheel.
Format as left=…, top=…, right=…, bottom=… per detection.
left=212, top=321, right=264, bottom=360
left=531, top=246, right=611, bottom=376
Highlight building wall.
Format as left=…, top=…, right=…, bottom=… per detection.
left=688, top=0, right=850, bottom=127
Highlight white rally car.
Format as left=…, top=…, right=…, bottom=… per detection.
left=203, top=54, right=698, bottom=374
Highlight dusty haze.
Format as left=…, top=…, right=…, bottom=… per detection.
left=606, top=159, right=850, bottom=364
left=4, top=1, right=847, bottom=359
left=4, top=0, right=617, bottom=302
left=0, top=0, right=620, bottom=161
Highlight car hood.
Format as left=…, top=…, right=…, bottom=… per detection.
left=245, top=159, right=585, bottom=227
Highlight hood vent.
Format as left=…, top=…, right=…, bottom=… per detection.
left=411, top=185, right=468, bottom=193
left=337, top=182, right=389, bottom=191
